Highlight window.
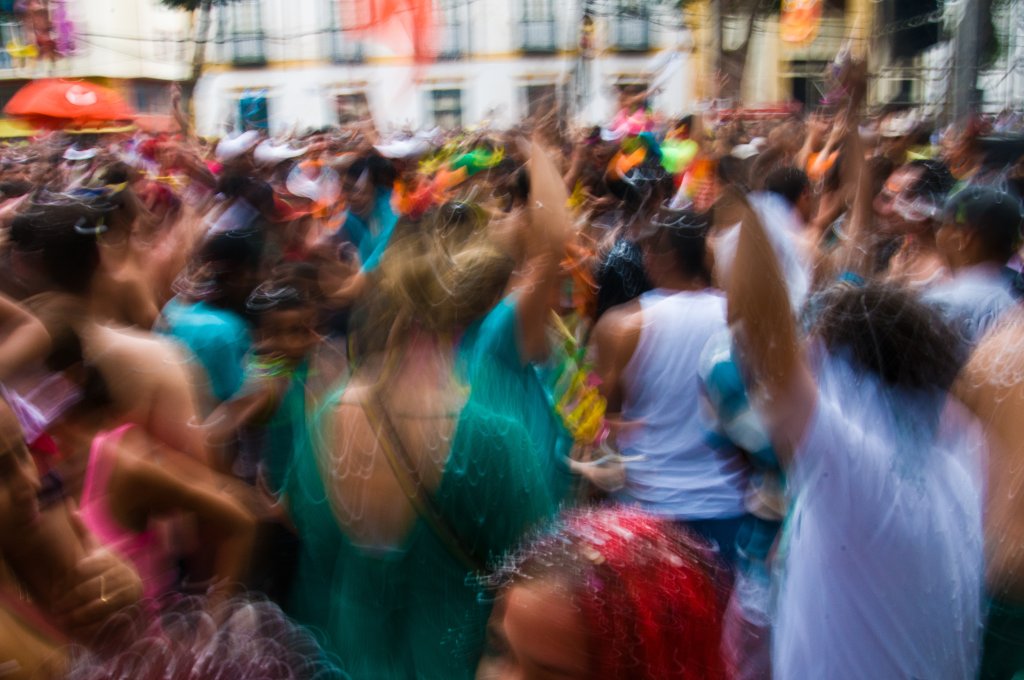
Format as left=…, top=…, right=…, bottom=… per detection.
left=336, top=92, right=370, bottom=124
left=785, top=60, right=829, bottom=110
left=520, top=0, right=556, bottom=53
left=611, top=1, right=650, bottom=52
left=229, top=0, right=265, bottom=66
left=238, top=91, right=269, bottom=130
left=0, top=18, right=19, bottom=69
left=133, top=81, right=171, bottom=114
left=437, top=0, right=468, bottom=60
left=429, top=89, right=463, bottom=130
left=324, top=0, right=363, bottom=64
left=524, top=83, right=557, bottom=119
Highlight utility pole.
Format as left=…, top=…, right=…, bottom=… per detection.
left=953, top=0, right=982, bottom=121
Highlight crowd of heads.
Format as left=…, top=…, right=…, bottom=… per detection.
left=0, top=66, right=1022, bottom=679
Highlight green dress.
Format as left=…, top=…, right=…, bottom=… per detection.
left=284, top=381, right=556, bottom=679
left=458, top=295, right=574, bottom=506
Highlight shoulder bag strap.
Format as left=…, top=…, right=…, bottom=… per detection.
left=362, top=390, right=487, bottom=574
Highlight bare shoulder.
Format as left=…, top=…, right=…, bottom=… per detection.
left=958, top=310, right=1024, bottom=413
left=592, top=300, right=643, bottom=352
left=89, top=324, right=188, bottom=369
left=87, top=325, right=195, bottom=405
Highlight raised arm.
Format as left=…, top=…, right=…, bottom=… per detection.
left=725, top=189, right=817, bottom=464
left=824, top=60, right=874, bottom=277
left=510, top=139, right=572, bottom=363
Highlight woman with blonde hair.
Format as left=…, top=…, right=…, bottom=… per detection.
left=284, top=143, right=565, bottom=679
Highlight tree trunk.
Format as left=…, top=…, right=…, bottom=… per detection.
left=182, top=0, right=213, bottom=112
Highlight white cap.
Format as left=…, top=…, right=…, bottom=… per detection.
left=253, top=139, right=308, bottom=166
left=374, top=137, right=431, bottom=159
left=215, top=130, right=260, bottom=162
left=731, top=143, right=759, bottom=160
left=285, top=163, right=340, bottom=205
left=63, top=146, right=97, bottom=161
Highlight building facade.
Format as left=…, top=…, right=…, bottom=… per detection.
left=193, top=0, right=695, bottom=136
left=0, top=0, right=189, bottom=121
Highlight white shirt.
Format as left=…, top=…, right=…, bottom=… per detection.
left=617, top=289, right=749, bottom=519
left=773, top=372, right=984, bottom=680
left=923, top=263, right=1017, bottom=345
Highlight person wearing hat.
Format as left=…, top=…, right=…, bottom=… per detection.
left=924, top=184, right=1023, bottom=345
left=588, top=207, right=751, bottom=565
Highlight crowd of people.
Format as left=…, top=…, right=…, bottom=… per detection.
left=0, top=61, right=1023, bottom=679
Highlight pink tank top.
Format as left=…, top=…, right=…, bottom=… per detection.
left=79, top=424, right=175, bottom=601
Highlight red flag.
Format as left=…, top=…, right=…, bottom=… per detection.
left=342, top=0, right=436, bottom=62
left=781, top=0, right=822, bottom=45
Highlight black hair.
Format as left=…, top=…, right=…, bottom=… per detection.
left=341, top=154, right=397, bottom=189
left=246, top=281, right=310, bottom=316
left=606, top=161, right=672, bottom=214
left=343, top=157, right=372, bottom=184
left=491, top=158, right=530, bottom=211
left=812, top=281, right=966, bottom=393
left=717, top=155, right=749, bottom=191
left=0, top=181, right=31, bottom=199
left=653, top=207, right=713, bottom=284
left=216, top=172, right=252, bottom=199
left=944, top=184, right=1024, bottom=262
left=97, top=161, right=132, bottom=186
left=8, top=193, right=109, bottom=293
left=367, top=153, right=397, bottom=188
left=198, top=229, right=265, bottom=274
left=906, top=159, right=955, bottom=206
left=764, top=166, right=810, bottom=207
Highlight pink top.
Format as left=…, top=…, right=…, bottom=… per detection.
left=79, top=424, right=175, bottom=601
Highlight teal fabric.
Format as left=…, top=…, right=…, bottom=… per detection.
left=337, top=188, right=398, bottom=273
left=159, top=298, right=252, bottom=403
left=458, top=296, right=574, bottom=506
left=259, top=360, right=309, bottom=496
left=284, top=386, right=556, bottom=679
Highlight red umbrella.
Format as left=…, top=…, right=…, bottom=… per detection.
left=3, top=79, right=135, bottom=127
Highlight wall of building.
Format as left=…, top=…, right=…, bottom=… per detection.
left=194, top=0, right=694, bottom=136
left=0, top=0, right=190, bottom=114
left=0, top=0, right=189, bottom=80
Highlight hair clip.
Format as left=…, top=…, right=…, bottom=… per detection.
left=73, top=216, right=108, bottom=236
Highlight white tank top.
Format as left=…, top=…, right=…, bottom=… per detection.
left=617, top=289, right=749, bottom=519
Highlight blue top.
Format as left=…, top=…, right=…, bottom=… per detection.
left=159, top=298, right=252, bottom=403
left=336, top=188, right=398, bottom=272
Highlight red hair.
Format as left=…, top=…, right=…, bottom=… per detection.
left=502, top=507, right=729, bottom=679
